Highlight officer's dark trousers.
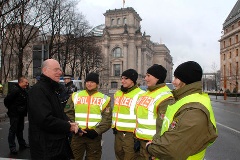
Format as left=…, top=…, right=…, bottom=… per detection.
left=135, top=140, right=151, bottom=160
left=71, top=134, right=102, bottom=160
left=114, top=131, right=138, bottom=160
left=8, top=116, right=26, bottom=149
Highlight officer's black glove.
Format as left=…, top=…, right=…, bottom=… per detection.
left=112, top=128, right=117, bottom=134
left=76, top=128, right=83, bottom=135
left=134, top=139, right=140, bottom=152
left=85, top=129, right=98, bottom=139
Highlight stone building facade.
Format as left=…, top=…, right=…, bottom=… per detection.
left=92, top=7, right=173, bottom=93
left=219, top=0, right=240, bottom=92
left=1, top=7, right=173, bottom=92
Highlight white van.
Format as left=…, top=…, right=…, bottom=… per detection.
left=59, top=80, right=83, bottom=91
left=166, top=83, right=175, bottom=90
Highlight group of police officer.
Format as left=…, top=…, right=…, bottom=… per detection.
left=63, top=61, right=217, bottom=160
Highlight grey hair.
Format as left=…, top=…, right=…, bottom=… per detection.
left=18, top=76, right=27, bottom=83
left=41, top=60, right=48, bottom=69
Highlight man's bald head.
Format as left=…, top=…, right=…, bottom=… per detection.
left=41, top=59, right=62, bottom=82
left=42, top=59, right=57, bottom=69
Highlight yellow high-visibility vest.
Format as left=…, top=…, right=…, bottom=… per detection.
left=112, top=87, right=145, bottom=132
left=72, top=90, right=110, bottom=129
left=135, top=85, right=173, bottom=140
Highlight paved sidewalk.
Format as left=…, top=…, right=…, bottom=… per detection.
left=0, top=96, right=8, bottom=121
left=209, top=95, right=240, bottom=105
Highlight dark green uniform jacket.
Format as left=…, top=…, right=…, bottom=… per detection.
left=147, top=81, right=218, bottom=160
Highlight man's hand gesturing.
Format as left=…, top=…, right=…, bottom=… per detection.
left=69, top=122, right=78, bottom=133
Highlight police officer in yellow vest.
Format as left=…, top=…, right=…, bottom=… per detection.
left=146, top=61, right=218, bottom=160
left=112, top=69, right=145, bottom=160
left=135, top=64, right=174, bottom=160
left=65, top=72, right=112, bottom=160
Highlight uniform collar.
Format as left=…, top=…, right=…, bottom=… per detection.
left=147, top=83, right=166, bottom=92
left=121, top=84, right=138, bottom=93
left=172, top=81, right=202, bottom=101
left=86, top=87, right=98, bottom=96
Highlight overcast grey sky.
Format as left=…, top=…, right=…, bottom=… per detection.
left=77, top=0, right=237, bottom=73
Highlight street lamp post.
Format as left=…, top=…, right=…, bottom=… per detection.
left=215, top=73, right=218, bottom=100
left=224, top=76, right=227, bottom=100
left=235, top=81, right=238, bottom=101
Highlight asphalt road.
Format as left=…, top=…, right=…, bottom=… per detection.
left=0, top=119, right=30, bottom=159
left=0, top=119, right=115, bottom=160
left=0, top=95, right=239, bottom=159
left=205, top=100, right=240, bottom=160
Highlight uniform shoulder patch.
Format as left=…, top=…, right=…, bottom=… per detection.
left=170, top=118, right=179, bottom=130
left=105, top=107, right=110, bottom=113
left=160, top=113, right=165, bottom=120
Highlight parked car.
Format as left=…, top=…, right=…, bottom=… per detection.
left=139, top=82, right=175, bottom=91
left=0, top=83, right=3, bottom=93
left=7, top=80, right=18, bottom=94
left=166, top=82, right=175, bottom=90
left=139, top=85, right=147, bottom=91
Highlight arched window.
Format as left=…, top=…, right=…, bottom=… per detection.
left=111, top=19, right=115, bottom=26
left=123, top=17, right=127, bottom=24
left=117, top=18, right=121, bottom=25
left=112, top=47, right=122, bottom=58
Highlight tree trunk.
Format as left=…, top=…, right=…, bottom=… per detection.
left=17, top=48, right=24, bottom=78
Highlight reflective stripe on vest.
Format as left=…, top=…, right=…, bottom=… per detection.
left=112, top=88, right=145, bottom=132
left=161, top=93, right=217, bottom=160
left=135, top=86, right=173, bottom=140
left=72, top=90, right=110, bottom=129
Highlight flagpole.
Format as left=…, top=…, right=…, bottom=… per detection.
left=123, top=0, right=125, bottom=8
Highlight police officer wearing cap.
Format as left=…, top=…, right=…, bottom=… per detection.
left=59, top=75, right=77, bottom=108
left=62, top=74, right=77, bottom=116
left=112, top=69, right=145, bottom=160
left=135, top=64, right=174, bottom=160
left=63, top=75, right=77, bottom=94
left=146, top=61, right=218, bottom=159
left=65, top=72, right=112, bottom=160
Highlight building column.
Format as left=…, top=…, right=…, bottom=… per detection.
left=103, top=44, right=110, bottom=93
left=137, top=46, right=142, bottom=74
left=123, top=43, right=128, bottom=71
